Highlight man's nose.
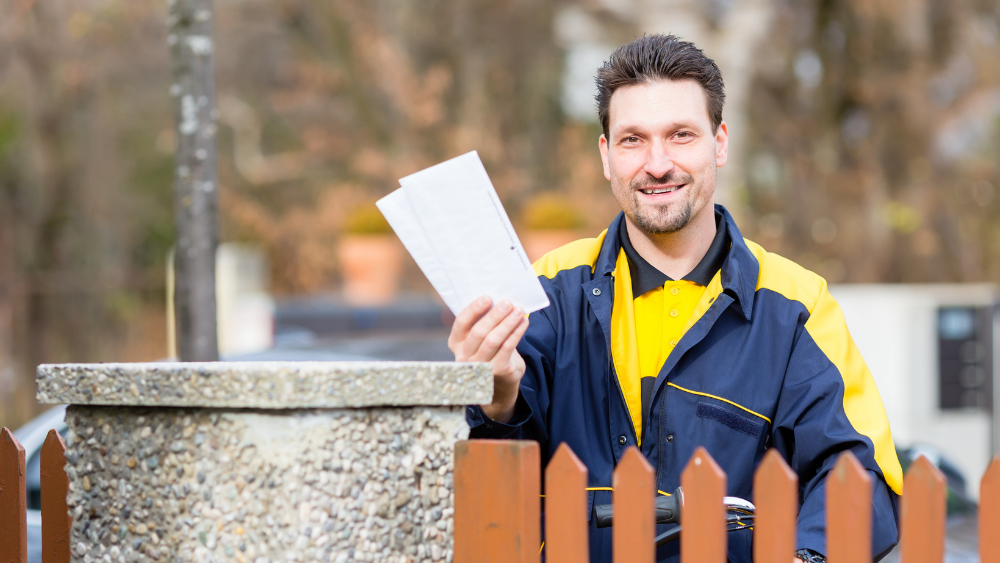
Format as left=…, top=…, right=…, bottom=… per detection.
left=644, top=140, right=676, bottom=179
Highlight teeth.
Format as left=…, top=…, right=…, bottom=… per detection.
left=642, top=186, right=678, bottom=195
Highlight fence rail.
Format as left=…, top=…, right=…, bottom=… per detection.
left=3, top=426, right=999, bottom=563
left=453, top=440, right=1000, bottom=563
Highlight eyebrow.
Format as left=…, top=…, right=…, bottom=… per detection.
left=612, top=121, right=702, bottom=138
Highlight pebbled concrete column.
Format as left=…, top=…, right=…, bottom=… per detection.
left=37, top=362, right=492, bottom=563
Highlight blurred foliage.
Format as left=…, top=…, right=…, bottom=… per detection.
left=343, top=204, right=393, bottom=235
left=742, top=0, right=1000, bottom=283
left=0, top=0, right=177, bottom=426
left=521, top=193, right=585, bottom=230
left=2, top=0, right=1000, bottom=428
left=209, top=0, right=624, bottom=292
left=0, top=109, right=18, bottom=155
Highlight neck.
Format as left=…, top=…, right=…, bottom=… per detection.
left=625, top=205, right=717, bottom=280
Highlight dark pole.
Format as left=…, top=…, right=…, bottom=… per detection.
left=168, top=0, right=220, bottom=361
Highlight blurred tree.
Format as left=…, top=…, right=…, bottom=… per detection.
left=742, top=0, right=1000, bottom=283
left=0, top=0, right=175, bottom=425
left=169, top=0, right=220, bottom=361
left=213, top=0, right=587, bottom=292
left=3, top=0, right=998, bottom=429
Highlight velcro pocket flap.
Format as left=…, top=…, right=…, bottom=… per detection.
left=696, top=402, right=764, bottom=438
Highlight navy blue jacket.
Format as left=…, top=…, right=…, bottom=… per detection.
left=467, top=206, right=901, bottom=562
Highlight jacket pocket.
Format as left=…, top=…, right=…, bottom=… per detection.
left=696, top=402, right=764, bottom=438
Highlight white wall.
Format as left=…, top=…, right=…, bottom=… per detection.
left=831, top=284, right=996, bottom=495
left=167, top=244, right=274, bottom=358
left=216, top=244, right=274, bottom=356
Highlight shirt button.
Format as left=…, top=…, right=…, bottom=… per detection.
left=666, top=434, right=674, bottom=443
left=669, top=309, right=679, bottom=318
left=619, top=435, right=627, bottom=445
left=670, top=287, right=680, bottom=295
left=592, top=288, right=601, bottom=296
left=669, top=339, right=678, bottom=347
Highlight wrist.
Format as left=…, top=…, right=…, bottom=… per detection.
left=481, top=383, right=519, bottom=424
left=795, top=549, right=826, bottom=563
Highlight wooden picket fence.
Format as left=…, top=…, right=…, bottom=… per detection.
left=1, top=427, right=70, bottom=563
left=3, top=426, right=999, bottom=563
left=453, top=440, right=1000, bottom=563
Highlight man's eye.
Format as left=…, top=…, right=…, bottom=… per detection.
left=622, top=136, right=639, bottom=143
left=675, top=132, right=691, bottom=139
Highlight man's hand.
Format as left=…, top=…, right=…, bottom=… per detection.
left=448, top=296, right=530, bottom=424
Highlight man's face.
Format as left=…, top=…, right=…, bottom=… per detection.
left=599, top=78, right=728, bottom=235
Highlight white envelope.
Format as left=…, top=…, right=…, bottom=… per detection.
left=376, top=151, right=550, bottom=315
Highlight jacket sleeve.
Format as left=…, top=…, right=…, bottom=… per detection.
left=466, top=304, right=558, bottom=448
left=770, top=282, right=902, bottom=560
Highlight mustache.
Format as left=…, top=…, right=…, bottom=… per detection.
left=630, top=172, right=693, bottom=191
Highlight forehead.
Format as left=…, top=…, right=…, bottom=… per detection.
left=607, top=78, right=712, bottom=134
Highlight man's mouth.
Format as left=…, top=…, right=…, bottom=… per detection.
left=640, top=185, right=684, bottom=195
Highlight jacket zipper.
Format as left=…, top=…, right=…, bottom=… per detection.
left=606, top=273, right=639, bottom=448
left=609, top=358, right=639, bottom=446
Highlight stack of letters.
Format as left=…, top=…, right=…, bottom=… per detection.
left=377, top=151, right=549, bottom=315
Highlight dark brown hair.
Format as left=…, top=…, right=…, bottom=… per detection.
left=596, top=34, right=725, bottom=138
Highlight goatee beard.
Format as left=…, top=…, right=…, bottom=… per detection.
left=626, top=171, right=696, bottom=234
left=629, top=198, right=693, bottom=234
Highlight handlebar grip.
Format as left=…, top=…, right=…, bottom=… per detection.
left=655, top=494, right=680, bottom=524
left=594, top=503, right=614, bottom=528
left=592, top=487, right=681, bottom=529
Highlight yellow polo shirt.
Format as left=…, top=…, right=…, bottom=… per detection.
left=610, top=213, right=730, bottom=444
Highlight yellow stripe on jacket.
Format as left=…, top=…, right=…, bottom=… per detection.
left=532, top=231, right=607, bottom=279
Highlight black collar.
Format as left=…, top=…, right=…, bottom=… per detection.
left=618, top=210, right=730, bottom=299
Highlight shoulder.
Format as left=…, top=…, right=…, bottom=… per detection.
left=532, top=229, right=608, bottom=281
left=743, top=238, right=827, bottom=313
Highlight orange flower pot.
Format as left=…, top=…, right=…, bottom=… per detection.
left=337, top=235, right=404, bottom=306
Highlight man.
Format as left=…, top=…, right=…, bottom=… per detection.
left=450, top=34, right=901, bottom=563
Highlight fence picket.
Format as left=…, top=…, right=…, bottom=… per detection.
left=42, top=429, right=71, bottom=563
left=613, top=447, right=655, bottom=563
left=753, top=449, right=797, bottom=563
left=1, top=427, right=28, bottom=563
left=982, top=457, right=1000, bottom=563
left=453, top=440, right=540, bottom=563
left=681, top=447, right=726, bottom=563
left=826, top=451, right=872, bottom=563
left=545, top=443, right=589, bottom=563
left=899, top=456, right=946, bottom=563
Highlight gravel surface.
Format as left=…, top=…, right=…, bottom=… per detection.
left=37, top=361, right=491, bottom=408
left=64, top=405, right=467, bottom=563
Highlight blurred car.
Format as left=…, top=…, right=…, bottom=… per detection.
left=897, top=445, right=978, bottom=516
left=880, top=445, right=980, bottom=563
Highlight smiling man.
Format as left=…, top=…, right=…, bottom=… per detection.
left=451, top=35, right=902, bottom=563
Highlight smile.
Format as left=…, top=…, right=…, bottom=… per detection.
left=640, top=185, right=684, bottom=195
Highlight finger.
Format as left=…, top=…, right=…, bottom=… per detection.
left=471, top=307, right=524, bottom=361
left=449, top=296, right=492, bottom=350
left=498, top=315, right=529, bottom=358
left=463, top=299, right=514, bottom=356
left=494, top=317, right=529, bottom=382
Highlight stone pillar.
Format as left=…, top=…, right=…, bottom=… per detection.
left=37, top=362, right=491, bottom=563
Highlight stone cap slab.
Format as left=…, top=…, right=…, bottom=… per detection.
left=37, top=361, right=492, bottom=408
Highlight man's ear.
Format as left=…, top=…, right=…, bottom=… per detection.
left=599, top=135, right=612, bottom=181
left=715, top=121, right=729, bottom=168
